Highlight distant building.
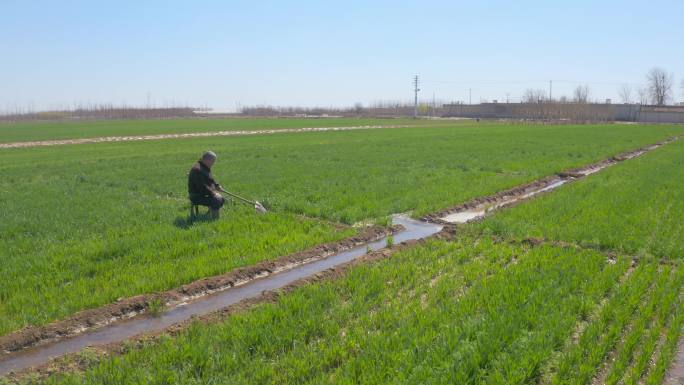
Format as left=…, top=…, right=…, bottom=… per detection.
left=441, top=102, right=684, bottom=123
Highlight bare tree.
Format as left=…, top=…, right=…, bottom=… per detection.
left=637, top=87, right=649, bottom=105
left=646, top=67, right=674, bottom=106
left=573, top=85, right=590, bottom=103
left=618, top=84, right=633, bottom=104
left=522, top=88, right=546, bottom=103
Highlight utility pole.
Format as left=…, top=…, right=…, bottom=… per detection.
left=549, top=80, right=553, bottom=102
left=413, top=75, right=420, bottom=118
left=432, top=92, right=435, bottom=117
left=469, top=88, right=472, bottom=105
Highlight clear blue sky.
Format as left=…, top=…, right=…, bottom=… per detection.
left=1, top=0, right=682, bottom=112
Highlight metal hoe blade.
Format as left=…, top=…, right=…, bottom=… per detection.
left=254, top=201, right=268, bottom=214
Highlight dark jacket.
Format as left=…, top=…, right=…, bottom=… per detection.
left=188, top=160, right=221, bottom=196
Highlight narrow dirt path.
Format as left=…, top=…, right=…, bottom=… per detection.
left=0, top=124, right=412, bottom=149
left=664, top=339, right=684, bottom=384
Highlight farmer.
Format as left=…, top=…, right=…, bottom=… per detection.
left=188, top=151, right=225, bottom=219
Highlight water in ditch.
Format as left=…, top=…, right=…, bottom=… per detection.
left=441, top=179, right=568, bottom=223
left=0, top=215, right=443, bottom=376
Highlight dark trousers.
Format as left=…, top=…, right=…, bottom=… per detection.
left=189, top=194, right=225, bottom=210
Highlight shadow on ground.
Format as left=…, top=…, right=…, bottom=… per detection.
left=174, top=211, right=212, bottom=229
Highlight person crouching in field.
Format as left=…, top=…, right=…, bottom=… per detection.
left=188, top=151, right=225, bottom=219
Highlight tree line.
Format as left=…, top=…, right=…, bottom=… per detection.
left=522, top=67, right=681, bottom=106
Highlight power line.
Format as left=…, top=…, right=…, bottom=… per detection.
left=423, top=79, right=548, bottom=84
left=423, top=78, right=646, bottom=87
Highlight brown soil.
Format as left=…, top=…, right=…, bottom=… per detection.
left=0, top=224, right=398, bottom=355
left=0, top=125, right=412, bottom=149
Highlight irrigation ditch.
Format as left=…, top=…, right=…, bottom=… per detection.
left=0, top=135, right=680, bottom=380
left=423, top=137, right=678, bottom=225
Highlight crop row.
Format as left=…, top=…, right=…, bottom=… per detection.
left=547, top=261, right=684, bottom=385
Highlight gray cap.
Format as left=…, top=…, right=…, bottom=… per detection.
left=201, top=151, right=217, bottom=161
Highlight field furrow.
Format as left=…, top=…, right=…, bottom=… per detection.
left=537, top=258, right=636, bottom=385
left=549, top=263, right=659, bottom=385
left=648, top=297, right=684, bottom=384
left=624, top=265, right=684, bottom=385
left=602, top=265, right=682, bottom=385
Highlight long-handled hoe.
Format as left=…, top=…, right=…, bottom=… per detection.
left=219, top=187, right=268, bottom=214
